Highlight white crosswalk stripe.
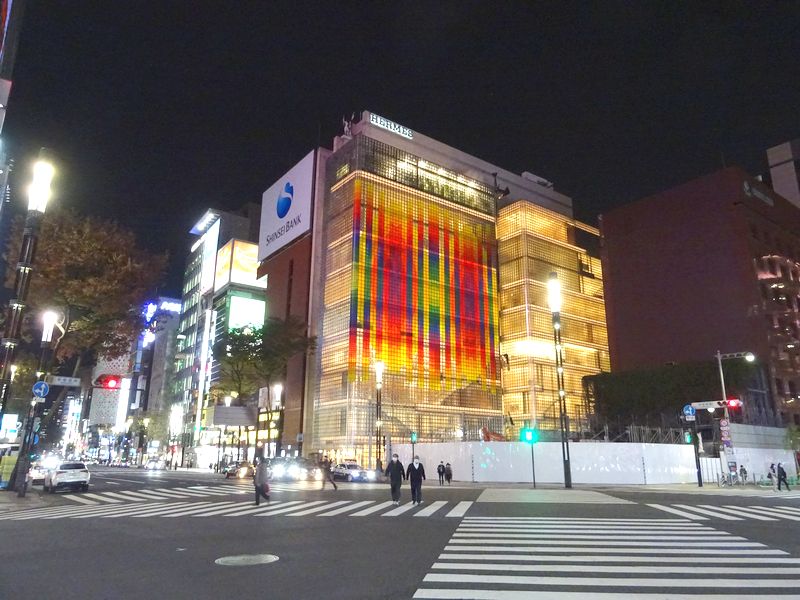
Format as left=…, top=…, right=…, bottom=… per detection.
left=0, top=499, right=471, bottom=520
left=56, top=485, right=251, bottom=505
left=649, top=503, right=800, bottom=521
left=413, top=517, right=800, bottom=599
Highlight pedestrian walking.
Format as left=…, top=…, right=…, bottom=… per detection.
left=320, top=456, right=338, bottom=490
left=384, top=453, right=405, bottom=504
left=444, top=462, right=452, bottom=485
left=769, top=463, right=778, bottom=491
left=739, top=464, right=747, bottom=484
left=406, top=455, right=426, bottom=505
left=254, top=459, right=270, bottom=506
left=777, top=462, right=791, bottom=491
left=437, top=461, right=445, bottom=486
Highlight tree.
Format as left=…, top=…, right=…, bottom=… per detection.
left=211, top=317, right=316, bottom=402
left=5, top=208, right=167, bottom=439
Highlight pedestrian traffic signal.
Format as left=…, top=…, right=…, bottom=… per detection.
left=520, top=427, right=539, bottom=444
left=410, top=431, right=418, bottom=443
left=94, top=374, right=122, bottom=389
left=683, top=430, right=693, bottom=444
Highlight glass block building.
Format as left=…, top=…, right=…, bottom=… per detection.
left=274, top=111, right=611, bottom=463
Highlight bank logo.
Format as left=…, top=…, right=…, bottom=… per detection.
left=276, top=182, right=293, bottom=218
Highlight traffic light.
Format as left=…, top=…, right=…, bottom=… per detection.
left=726, top=397, right=742, bottom=408
left=410, top=431, right=418, bottom=444
left=94, top=374, right=122, bottom=389
left=683, top=430, right=693, bottom=444
left=520, top=427, right=539, bottom=444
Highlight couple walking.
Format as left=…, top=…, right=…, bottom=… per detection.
left=384, top=453, right=425, bottom=505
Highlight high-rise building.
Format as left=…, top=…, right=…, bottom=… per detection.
left=601, top=166, right=799, bottom=426
left=768, top=139, right=800, bottom=210
left=258, top=112, right=608, bottom=463
left=173, top=205, right=263, bottom=466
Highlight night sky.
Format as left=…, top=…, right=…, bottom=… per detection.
left=4, top=3, right=800, bottom=293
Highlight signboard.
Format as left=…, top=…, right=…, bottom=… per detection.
left=682, top=404, right=696, bottom=422
left=46, top=375, right=81, bottom=387
left=32, top=381, right=49, bottom=398
left=368, top=113, right=414, bottom=140
left=199, top=218, right=221, bottom=294
left=691, top=400, right=731, bottom=409
left=258, top=150, right=315, bottom=261
left=216, top=240, right=266, bottom=292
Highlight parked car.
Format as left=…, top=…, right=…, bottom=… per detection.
left=332, top=462, right=374, bottom=482
left=270, top=458, right=321, bottom=482
left=27, top=461, right=46, bottom=485
left=144, top=458, right=165, bottom=471
left=44, top=461, right=90, bottom=493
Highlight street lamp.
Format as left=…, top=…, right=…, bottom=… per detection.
left=547, top=272, right=572, bottom=489
left=0, top=151, right=55, bottom=425
left=715, top=350, right=755, bottom=478
left=373, top=360, right=385, bottom=468
left=272, top=382, right=284, bottom=458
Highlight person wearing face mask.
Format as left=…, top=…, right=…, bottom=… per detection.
left=406, top=455, right=426, bottom=505
left=384, top=453, right=405, bottom=505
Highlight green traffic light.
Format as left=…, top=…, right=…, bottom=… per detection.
left=520, top=427, right=539, bottom=444
left=410, top=431, right=418, bottom=443
left=684, top=431, right=693, bottom=444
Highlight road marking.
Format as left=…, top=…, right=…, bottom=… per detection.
left=772, top=505, right=800, bottom=514
left=437, top=553, right=800, bottom=564
left=382, top=502, right=419, bottom=517
left=443, top=544, right=780, bottom=553
left=125, top=502, right=204, bottom=518
left=430, top=562, right=800, bottom=575
left=256, top=501, right=328, bottom=516
left=288, top=501, right=351, bottom=516
left=445, top=501, right=472, bottom=517
left=456, top=527, right=717, bottom=533
left=71, top=503, right=170, bottom=519
left=350, top=501, right=395, bottom=516
left=98, top=503, right=180, bottom=519
left=698, top=504, right=776, bottom=520
left=81, top=493, right=123, bottom=504
left=160, top=502, right=238, bottom=518
left=100, top=491, right=150, bottom=501
left=319, top=501, right=374, bottom=516
left=106, top=481, right=120, bottom=486
left=59, top=494, right=98, bottom=505
left=452, top=533, right=739, bottom=541
left=415, top=501, right=448, bottom=517
left=740, top=506, right=800, bottom=521
left=672, top=504, right=743, bottom=520
left=93, top=477, right=143, bottom=484
left=188, top=503, right=257, bottom=517
left=223, top=501, right=304, bottom=517
left=422, top=573, right=800, bottom=587
left=447, top=539, right=763, bottom=547
left=155, top=488, right=210, bottom=497
left=414, top=592, right=800, bottom=599
left=463, top=517, right=692, bottom=523
left=645, top=504, right=708, bottom=520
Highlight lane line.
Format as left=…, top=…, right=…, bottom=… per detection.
left=672, top=504, right=743, bottom=520
left=443, top=544, right=779, bottom=553
left=421, top=573, right=800, bottom=587
left=436, top=553, right=800, bottom=564
left=350, top=501, right=395, bottom=516
left=415, top=501, right=448, bottom=517
left=223, top=501, right=305, bottom=517
left=430, top=562, right=800, bottom=575
left=445, top=501, right=472, bottom=518
left=382, top=503, right=419, bottom=517
left=319, top=501, right=374, bottom=516
left=646, top=504, right=708, bottom=520
left=288, top=501, right=351, bottom=516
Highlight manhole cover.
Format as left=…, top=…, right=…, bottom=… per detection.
left=215, top=554, right=280, bottom=566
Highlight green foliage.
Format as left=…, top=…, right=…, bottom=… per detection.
left=584, top=359, right=759, bottom=421
left=787, top=425, right=800, bottom=451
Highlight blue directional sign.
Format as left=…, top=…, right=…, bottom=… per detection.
left=32, top=381, right=50, bottom=398
left=682, top=404, right=696, bottom=417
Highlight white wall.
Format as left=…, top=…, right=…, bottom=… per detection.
left=393, top=441, right=696, bottom=484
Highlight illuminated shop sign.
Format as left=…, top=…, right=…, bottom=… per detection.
left=369, top=113, right=413, bottom=140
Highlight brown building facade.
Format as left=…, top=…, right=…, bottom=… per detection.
left=601, top=167, right=800, bottom=426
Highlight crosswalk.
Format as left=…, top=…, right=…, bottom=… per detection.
left=649, top=503, right=800, bottom=522
left=55, top=485, right=253, bottom=505
left=413, top=516, right=800, bottom=599
left=622, top=486, right=800, bottom=499
left=0, top=499, right=473, bottom=520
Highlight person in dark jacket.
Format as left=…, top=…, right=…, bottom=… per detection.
left=444, top=462, right=453, bottom=485
left=254, top=459, right=270, bottom=506
left=384, top=453, right=405, bottom=504
left=406, top=456, right=426, bottom=505
left=777, top=463, right=791, bottom=491
left=437, top=461, right=445, bottom=486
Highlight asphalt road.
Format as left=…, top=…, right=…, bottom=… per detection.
left=2, top=469, right=800, bottom=599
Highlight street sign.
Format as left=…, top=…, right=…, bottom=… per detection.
left=32, top=381, right=49, bottom=398
left=682, top=404, right=696, bottom=417
left=691, top=400, right=729, bottom=409
left=720, top=419, right=729, bottom=428
left=46, top=375, right=81, bottom=387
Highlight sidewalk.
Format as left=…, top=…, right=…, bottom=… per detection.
left=0, top=489, right=48, bottom=514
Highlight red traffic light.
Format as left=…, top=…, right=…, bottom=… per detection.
left=726, top=397, right=742, bottom=408
left=94, top=374, right=122, bottom=389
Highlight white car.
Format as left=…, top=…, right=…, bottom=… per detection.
left=44, top=461, right=90, bottom=493
left=332, top=463, right=375, bottom=482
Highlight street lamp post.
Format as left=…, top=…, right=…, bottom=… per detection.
left=272, top=383, right=283, bottom=458
left=548, top=272, right=572, bottom=489
left=373, top=360, right=385, bottom=468
left=0, top=152, right=55, bottom=426
left=715, top=350, right=755, bottom=479
left=14, top=309, right=60, bottom=496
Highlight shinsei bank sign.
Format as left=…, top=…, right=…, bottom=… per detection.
left=259, top=150, right=315, bottom=261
